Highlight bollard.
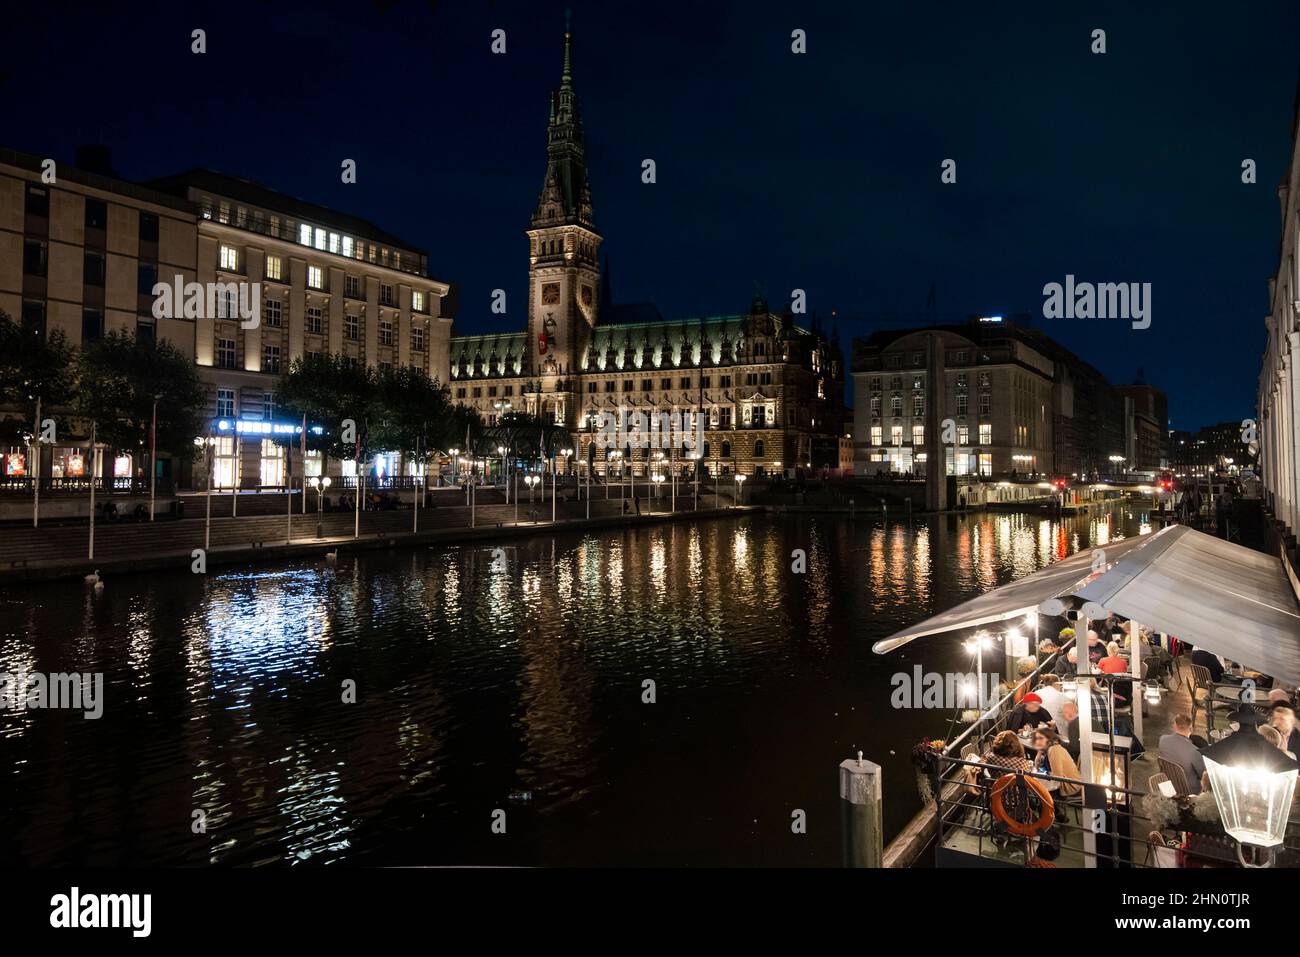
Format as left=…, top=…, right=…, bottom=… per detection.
left=839, top=751, right=883, bottom=868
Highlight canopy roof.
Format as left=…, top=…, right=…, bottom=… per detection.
left=1074, top=525, right=1300, bottom=686
left=874, top=525, right=1300, bottom=684
left=871, top=532, right=1150, bottom=654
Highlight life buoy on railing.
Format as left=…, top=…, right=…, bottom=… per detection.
left=990, top=772, right=1054, bottom=837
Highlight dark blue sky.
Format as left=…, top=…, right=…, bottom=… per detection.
left=5, top=0, right=1298, bottom=429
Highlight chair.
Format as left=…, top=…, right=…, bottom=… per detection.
left=1147, top=772, right=1171, bottom=796
left=1186, top=664, right=1214, bottom=730
left=1157, top=756, right=1192, bottom=796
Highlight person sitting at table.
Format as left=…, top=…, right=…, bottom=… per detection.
left=1258, top=723, right=1295, bottom=760
left=1086, top=630, right=1108, bottom=666
left=1268, top=688, right=1295, bottom=711
left=1031, top=727, right=1083, bottom=798
left=1059, top=700, right=1081, bottom=761
left=1007, top=693, right=1053, bottom=732
left=1054, top=647, right=1080, bottom=679
left=1157, top=713, right=1205, bottom=795
left=1271, top=707, right=1300, bottom=756
left=964, top=730, right=1033, bottom=794
left=1189, top=645, right=1224, bottom=682
left=1034, top=674, right=1068, bottom=721
left=1098, top=641, right=1128, bottom=674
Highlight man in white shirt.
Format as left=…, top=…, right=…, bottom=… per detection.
left=1034, top=674, right=1069, bottom=724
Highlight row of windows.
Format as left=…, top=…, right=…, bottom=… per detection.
left=214, top=327, right=424, bottom=372
left=217, top=244, right=428, bottom=311
left=868, top=372, right=992, bottom=391
left=869, top=424, right=993, bottom=445
left=24, top=186, right=161, bottom=242
left=202, top=197, right=423, bottom=277
left=876, top=350, right=973, bottom=370
left=577, top=373, right=762, bottom=395
left=22, top=241, right=165, bottom=295
left=869, top=392, right=992, bottom=416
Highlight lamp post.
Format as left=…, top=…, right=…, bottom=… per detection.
left=497, top=444, right=508, bottom=504
left=734, top=472, right=746, bottom=506
left=1109, top=454, right=1125, bottom=482
left=309, top=475, right=332, bottom=538
left=194, top=434, right=216, bottom=551
left=525, top=473, right=539, bottom=521
left=1202, top=705, right=1300, bottom=866
left=652, top=473, right=665, bottom=512
left=149, top=393, right=159, bottom=521
left=690, top=450, right=701, bottom=510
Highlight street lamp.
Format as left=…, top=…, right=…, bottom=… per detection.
left=194, top=435, right=217, bottom=550
left=308, top=475, right=332, bottom=538
left=734, top=472, right=747, bottom=506
left=1109, top=454, right=1125, bottom=481
left=652, top=472, right=664, bottom=510
left=1202, top=706, right=1300, bottom=865
left=689, top=450, right=702, bottom=510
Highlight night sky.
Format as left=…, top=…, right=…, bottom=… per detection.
left=4, top=0, right=1299, bottom=430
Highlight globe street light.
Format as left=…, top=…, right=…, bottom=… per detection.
left=497, top=444, right=508, bottom=503
left=308, top=475, right=332, bottom=538
left=652, top=472, right=665, bottom=512
left=734, top=472, right=747, bottom=506
left=194, top=434, right=217, bottom=550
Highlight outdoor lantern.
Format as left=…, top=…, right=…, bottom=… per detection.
left=1202, top=706, right=1300, bottom=859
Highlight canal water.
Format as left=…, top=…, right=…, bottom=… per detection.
left=0, top=506, right=1150, bottom=867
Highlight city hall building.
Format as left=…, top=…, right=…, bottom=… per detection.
left=448, top=30, right=849, bottom=479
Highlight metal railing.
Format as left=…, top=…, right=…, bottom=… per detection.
left=0, top=477, right=175, bottom=494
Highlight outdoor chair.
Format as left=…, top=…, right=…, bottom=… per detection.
left=1156, top=757, right=1192, bottom=796
left=1147, top=772, right=1171, bottom=796
left=1186, top=664, right=1214, bottom=730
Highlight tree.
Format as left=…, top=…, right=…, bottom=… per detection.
left=0, top=309, right=75, bottom=444
left=75, top=329, right=204, bottom=460
left=275, top=354, right=377, bottom=462
left=370, top=365, right=453, bottom=468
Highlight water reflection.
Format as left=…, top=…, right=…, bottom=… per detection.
left=0, top=507, right=1146, bottom=866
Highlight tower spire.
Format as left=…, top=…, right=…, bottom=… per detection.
left=562, top=9, right=573, bottom=87
left=532, top=16, right=594, bottom=229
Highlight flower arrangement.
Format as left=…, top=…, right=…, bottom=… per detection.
left=1057, top=627, right=1076, bottom=642
left=910, top=738, right=946, bottom=804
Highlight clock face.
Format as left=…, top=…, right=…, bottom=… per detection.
left=581, top=285, right=593, bottom=306
left=542, top=283, right=560, bottom=305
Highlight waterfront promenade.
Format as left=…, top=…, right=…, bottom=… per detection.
left=0, top=486, right=750, bottom=582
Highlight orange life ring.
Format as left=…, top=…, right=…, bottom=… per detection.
left=990, top=772, right=1055, bottom=837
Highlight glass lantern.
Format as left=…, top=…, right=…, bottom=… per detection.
left=1202, top=707, right=1300, bottom=851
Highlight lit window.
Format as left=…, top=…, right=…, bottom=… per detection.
left=299, top=224, right=312, bottom=246
left=342, top=236, right=354, bottom=258
left=412, top=291, right=425, bottom=313
left=314, top=228, right=326, bottom=250
left=265, top=255, right=282, bottom=281
left=308, top=266, right=323, bottom=289
left=891, top=426, right=903, bottom=445
left=979, top=424, right=992, bottom=444
left=329, top=232, right=340, bottom=254
left=219, top=245, right=239, bottom=271
left=870, top=426, right=883, bottom=445
left=912, top=425, right=924, bottom=445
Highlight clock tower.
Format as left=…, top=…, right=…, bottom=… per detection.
left=526, top=24, right=601, bottom=425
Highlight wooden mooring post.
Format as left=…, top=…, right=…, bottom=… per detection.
left=839, top=751, right=882, bottom=867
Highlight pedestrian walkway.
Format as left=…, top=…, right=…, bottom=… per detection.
left=0, top=488, right=746, bottom=582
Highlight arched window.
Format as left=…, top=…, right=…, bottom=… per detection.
left=754, top=440, right=765, bottom=458
left=721, top=441, right=731, bottom=458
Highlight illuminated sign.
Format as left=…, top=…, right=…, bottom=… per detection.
left=215, top=419, right=323, bottom=436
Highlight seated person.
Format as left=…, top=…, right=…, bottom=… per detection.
left=1189, top=646, right=1224, bottom=682
left=1007, top=693, right=1054, bottom=733
left=1098, top=642, right=1128, bottom=674
left=1259, top=723, right=1294, bottom=759
left=1085, top=630, right=1108, bottom=665
left=1157, top=713, right=1205, bottom=795
left=1034, top=674, right=1068, bottom=722
left=1030, top=727, right=1083, bottom=799
left=1268, top=688, right=1295, bottom=711
left=965, top=730, right=1034, bottom=793
left=1271, top=707, right=1300, bottom=756
left=1053, top=647, right=1080, bottom=679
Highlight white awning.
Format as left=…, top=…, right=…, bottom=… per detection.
left=1074, top=524, right=1300, bottom=685
left=871, top=532, right=1152, bottom=654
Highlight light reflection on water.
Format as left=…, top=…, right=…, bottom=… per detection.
left=0, top=507, right=1147, bottom=866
